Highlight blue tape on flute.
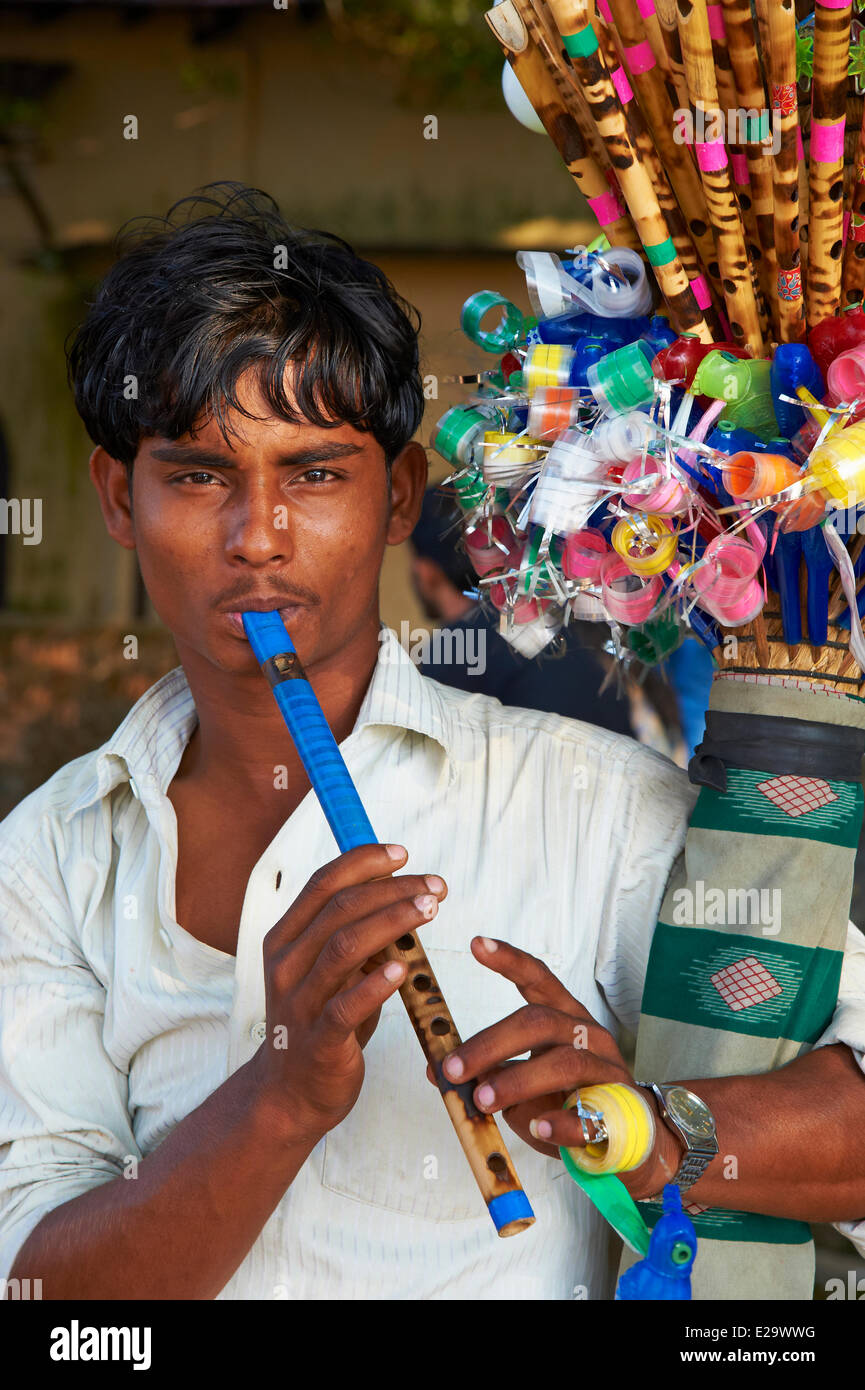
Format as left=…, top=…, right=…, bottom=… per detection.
left=242, top=610, right=535, bottom=1238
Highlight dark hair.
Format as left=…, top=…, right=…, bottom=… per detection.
left=66, top=182, right=425, bottom=471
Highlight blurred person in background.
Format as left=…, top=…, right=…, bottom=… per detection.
left=409, top=488, right=685, bottom=759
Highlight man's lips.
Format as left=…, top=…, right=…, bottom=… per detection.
left=219, top=601, right=307, bottom=637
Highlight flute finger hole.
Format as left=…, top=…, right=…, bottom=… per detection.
left=395, top=934, right=415, bottom=952
left=430, top=1017, right=450, bottom=1036
left=486, top=1152, right=508, bottom=1179
left=411, top=973, right=431, bottom=992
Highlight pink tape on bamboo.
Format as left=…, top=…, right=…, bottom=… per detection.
left=690, top=275, right=712, bottom=310
left=707, top=4, right=726, bottom=40
left=636, top=0, right=656, bottom=13
left=612, top=65, right=634, bottom=106
left=811, top=120, right=846, bottom=164
left=623, top=40, right=656, bottom=73
left=696, top=140, right=729, bottom=172
left=730, top=153, right=750, bottom=185
left=597, top=0, right=614, bottom=20
left=796, top=128, right=805, bottom=161
left=815, top=0, right=853, bottom=8
left=587, top=190, right=626, bottom=224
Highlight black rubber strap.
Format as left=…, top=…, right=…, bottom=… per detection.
left=688, top=710, right=865, bottom=793
left=261, top=651, right=306, bottom=687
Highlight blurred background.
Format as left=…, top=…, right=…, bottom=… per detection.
left=0, top=0, right=861, bottom=1296
left=0, top=0, right=604, bottom=812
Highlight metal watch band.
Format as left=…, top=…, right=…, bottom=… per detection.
left=638, top=1081, right=718, bottom=1192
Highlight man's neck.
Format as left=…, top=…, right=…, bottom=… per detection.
left=170, top=619, right=382, bottom=802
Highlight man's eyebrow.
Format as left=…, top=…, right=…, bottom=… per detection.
left=149, top=441, right=365, bottom=468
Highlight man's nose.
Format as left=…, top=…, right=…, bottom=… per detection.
left=225, top=478, right=292, bottom=565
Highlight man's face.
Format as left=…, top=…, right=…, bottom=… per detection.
left=91, top=368, right=426, bottom=676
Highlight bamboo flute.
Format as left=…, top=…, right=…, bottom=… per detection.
left=718, top=0, right=781, bottom=338
left=484, top=0, right=643, bottom=251
left=706, top=0, right=771, bottom=337
left=841, top=97, right=865, bottom=305
left=598, top=9, right=725, bottom=332
left=654, top=0, right=696, bottom=113
left=507, top=0, right=715, bottom=336
left=807, top=0, right=851, bottom=327
left=676, top=0, right=766, bottom=353
left=599, top=0, right=728, bottom=310
left=763, top=0, right=807, bottom=339
left=564, top=0, right=726, bottom=331
left=242, top=611, right=536, bottom=1237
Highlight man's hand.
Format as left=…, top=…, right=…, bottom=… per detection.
left=427, top=936, right=681, bottom=1199
left=249, top=843, right=448, bottom=1149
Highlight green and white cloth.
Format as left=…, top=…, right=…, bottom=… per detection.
left=627, top=675, right=865, bottom=1300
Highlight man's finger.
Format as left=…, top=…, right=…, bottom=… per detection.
left=469, top=936, right=601, bottom=1022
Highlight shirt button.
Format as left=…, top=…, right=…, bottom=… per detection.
left=250, top=1020, right=267, bottom=1044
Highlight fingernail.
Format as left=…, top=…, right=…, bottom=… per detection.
left=386, top=844, right=407, bottom=861
left=444, top=1055, right=464, bottom=1079
left=479, top=937, right=498, bottom=952
left=384, top=961, right=405, bottom=982
left=414, top=894, right=438, bottom=918
left=424, top=874, right=446, bottom=894
left=530, top=1119, right=553, bottom=1140
left=476, top=1083, right=495, bottom=1107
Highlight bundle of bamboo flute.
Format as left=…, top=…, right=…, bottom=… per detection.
left=486, top=0, right=865, bottom=355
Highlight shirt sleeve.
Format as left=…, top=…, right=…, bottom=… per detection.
left=0, top=815, right=141, bottom=1279
left=812, top=918, right=865, bottom=1258
left=593, top=740, right=697, bottom=1038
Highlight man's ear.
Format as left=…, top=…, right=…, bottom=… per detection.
left=88, top=447, right=136, bottom=551
left=385, top=440, right=429, bottom=547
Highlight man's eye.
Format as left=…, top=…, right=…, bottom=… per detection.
left=175, top=471, right=220, bottom=486
left=298, top=468, right=337, bottom=484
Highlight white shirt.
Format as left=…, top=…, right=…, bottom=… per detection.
left=0, top=625, right=863, bottom=1299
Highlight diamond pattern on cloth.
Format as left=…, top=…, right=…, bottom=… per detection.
left=710, top=956, right=784, bottom=1011
left=756, top=775, right=838, bottom=818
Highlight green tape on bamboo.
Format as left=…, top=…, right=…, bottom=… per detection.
left=563, top=27, right=600, bottom=58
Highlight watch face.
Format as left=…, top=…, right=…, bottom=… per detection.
left=666, top=1086, right=716, bottom=1139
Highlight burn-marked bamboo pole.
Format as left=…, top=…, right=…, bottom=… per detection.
left=587, top=1, right=725, bottom=334
left=597, top=0, right=728, bottom=312
left=718, top=0, right=781, bottom=338
left=841, top=98, right=865, bottom=305
left=807, top=0, right=851, bottom=328
left=706, top=0, right=771, bottom=337
left=502, top=0, right=715, bottom=336
left=484, top=0, right=643, bottom=252
left=763, top=0, right=806, bottom=339
left=676, top=0, right=766, bottom=353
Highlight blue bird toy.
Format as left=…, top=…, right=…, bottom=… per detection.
left=615, top=1185, right=697, bottom=1300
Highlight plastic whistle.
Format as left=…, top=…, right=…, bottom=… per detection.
left=691, top=353, right=780, bottom=442
left=770, top=343, right=826, bottom=438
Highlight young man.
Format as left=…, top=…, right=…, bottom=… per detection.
left=1, top=184, right=864, bottom=1301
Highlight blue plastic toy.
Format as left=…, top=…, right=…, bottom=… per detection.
left=770, top=342, right=826, bottom=439
left=616, top=1184, right=697, bottom=1300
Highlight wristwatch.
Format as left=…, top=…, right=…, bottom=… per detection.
left=637, top=1082, right=719, bottom=1192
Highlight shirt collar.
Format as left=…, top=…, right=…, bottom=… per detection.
left=64, top=625, right=457, bottom=822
